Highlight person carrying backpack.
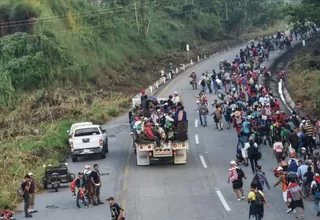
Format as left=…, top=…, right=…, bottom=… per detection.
left=248, top=183, right=269, bottom=220
left=228, top=160, right=247, bottom=201
left=246, top=137, right=261, bottom=173
left=251, top=165, right=271, bottom=192
left=287, top=172, right=304, bottom=219
left=288, top=152, right=299, bottom=173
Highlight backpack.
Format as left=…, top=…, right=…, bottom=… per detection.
left=70, top=179, right=77, bottom=193
left=247, top=143, right=259, bottom=158
left=251, top=173, right=262, bottom=189
left=84, top=170, right=91, bottom=183
left=17, top=184, right=25, bottom=197
left=236, top=168, right=245, bottom=180
left=288, top=159, right=298, bottom=172
left=200, top=79, right=205, bottom=86
left=255, top=191, right=265, bottom=206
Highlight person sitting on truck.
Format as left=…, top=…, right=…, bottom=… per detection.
left=174, top=106, right=187, bottom=122
left=165, top=113, right=175, bottom=129
left=155, top=123, right=166, bottom=142
left=145, top=122, right=157, bottom=140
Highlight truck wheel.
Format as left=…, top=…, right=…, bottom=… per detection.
left=105, top=143, right=109, bottom=153
left=100, top=150, right=106, bottom=159
left=43, top=180, right=48, bottom=189
left=71, top=156, right=77, bottom=162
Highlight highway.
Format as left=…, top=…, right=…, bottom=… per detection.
left=15, top=40, right=319, bottom=220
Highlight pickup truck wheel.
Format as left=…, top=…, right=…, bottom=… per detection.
left=71, top=156, right=77, bottom=162
left=105, top=144, right=109, bottom=153
left=100, top=150, right=106, bottom=159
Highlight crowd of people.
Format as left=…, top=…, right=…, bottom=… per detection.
left=188, top=30, right=320, bottom=219
left=129, top=90, right=188, bottom=147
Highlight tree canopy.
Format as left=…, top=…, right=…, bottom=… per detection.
left=285, top=0, right=320, bottom=29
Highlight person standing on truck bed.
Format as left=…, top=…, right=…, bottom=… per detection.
left=174, top=106, right=187, bottom=122
left=90, top=164, right=104, bottom=205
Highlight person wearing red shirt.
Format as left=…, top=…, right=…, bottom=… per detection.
left=145, top=122, right=156, bottom=139
left=287, top=176, right=304, bottom=218
left=273, top=99, right=280, bottom=112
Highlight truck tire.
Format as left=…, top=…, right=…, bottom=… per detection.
left=100, top=150, right=106, bottom=159
left=71, top=156, right=77, bottom=162
left=105, top=143, right=109, bottom=153
left=43, top=180, right=48, bottom=189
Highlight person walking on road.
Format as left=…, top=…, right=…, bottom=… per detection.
left=27, top=172, right=38, bottom=214
left=189, top=70, right=197, bottom=90
left=228, top=160, right=247, bottom=201
left=21, top=174, right=32, bottom=218
left=252, top=165, right=271, bottom=192
left=75, top=171, right=88, bottom=209
left=107, top=197, right=125, bottom=220
left=287, top=172, right=304, bottom=219
left=274, top=167, right=292, bottom=213
left=83, top=165, right=93, bottom=205
left=198, top=102, right=209, bottom=127
left=246, top=137, right=261, bottom=173
left=273, top=137, right=284, bottom=164
left=90, top=164, right=104, bottom=205
left=248, top=183, right=269, bottom=220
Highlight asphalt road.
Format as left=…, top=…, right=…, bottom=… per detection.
left=16, top=39, right=319, bottom=220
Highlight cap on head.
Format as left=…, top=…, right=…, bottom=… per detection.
left=230, top=160, right=237, bottom=165
left=28, top=172, right=33, bottom=176
left=106, top=197, right=114, bottom=201
left=85, top=165, right=90, bottom=169
left=276, top=166, right=283, bottom=171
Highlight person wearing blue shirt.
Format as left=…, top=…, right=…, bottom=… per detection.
left=242, top=119, right=250, bottom=135
left=174, top=106, right=187, bottom=122
left=297, top=160, right=308, bottom=180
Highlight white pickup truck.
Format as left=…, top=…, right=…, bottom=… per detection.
left=67, top=122, right=93, bottom=144
left=69, top=124, right=108, bottom=162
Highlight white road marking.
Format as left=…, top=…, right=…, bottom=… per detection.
left=199, top=155, right=208, bottom=168
left=195, top=134, right=199, bottom=144
left=215, top=188, right=231, bottom=211
left=195, top=119, right=198, bottom=128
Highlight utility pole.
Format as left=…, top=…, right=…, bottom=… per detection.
left=225, top=0, right=228, bottom=21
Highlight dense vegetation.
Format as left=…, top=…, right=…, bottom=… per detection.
left=284, top=0, right=320, bottom=116
left=0, top=0, right=286, bottom=209
left=0, top=0, right=285, bottom=105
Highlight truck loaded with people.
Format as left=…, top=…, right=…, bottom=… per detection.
left=129, top=91, right=189, bottom=165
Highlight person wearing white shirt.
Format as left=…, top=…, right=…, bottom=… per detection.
left=173, top=91, right=180, bottom=104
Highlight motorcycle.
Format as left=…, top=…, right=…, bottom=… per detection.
left=50, top=172, right=60, bottom=192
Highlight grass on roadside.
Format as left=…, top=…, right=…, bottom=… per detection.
left=0, top=94, right=130, bottom=209
left=286, top=39, right=320, bottom=117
